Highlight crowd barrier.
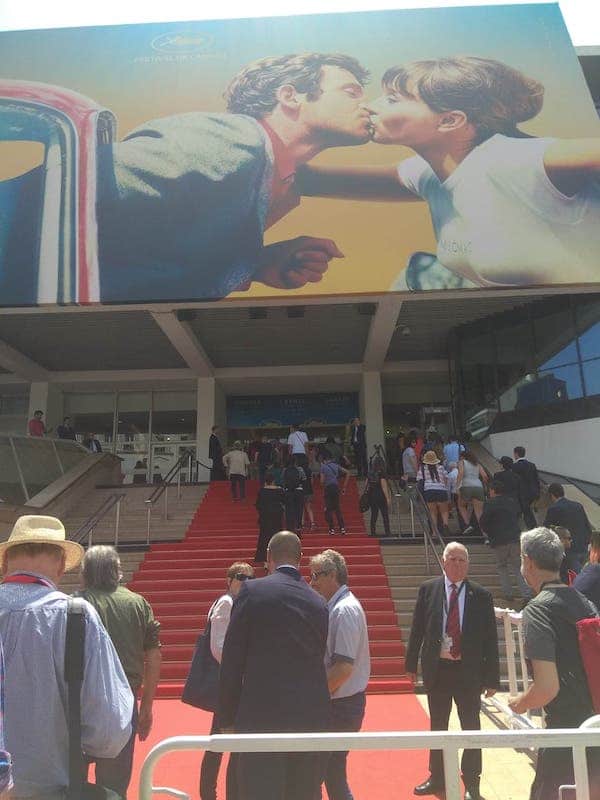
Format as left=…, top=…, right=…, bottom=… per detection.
left=139, top=726, right=600, bottom=800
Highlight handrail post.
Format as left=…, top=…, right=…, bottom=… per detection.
left=88, top=527, right=94, bottom=548
left=424, top=514, right=430, bottom=574
left=146, top=505, right=151, bottom=545
left=441, top=744, right=461, bottom=800
left=9, top=436, right=30, bottom=503
left=177, top=466, right=182, bottom=500
left=502, top=611, right=519, bottom=697
left=164, top=485, right=169, bottom=520
left=51, top=440, right=65, bottom=475
left=114, top=496, right=122, bottom=547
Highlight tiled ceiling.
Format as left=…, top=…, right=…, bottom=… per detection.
left=187, top=304, right=373, bottom=368
left=0, top=311, right=187, bottom=371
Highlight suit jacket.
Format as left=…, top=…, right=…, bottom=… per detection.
left=218, top=566, right=330, bottom=733
left=545, top=497, right=593, bottom=554
left=98, top=113, right=272, bottom=302
left=351, top=424, right=366, bottom=449
left=480, top=495, right=521, bottom=546
left=405, top=576, right=500, bottom=692
left=208, top=433, right=223, bottom=463
left=492, top=469, right=524, bottom=509
left=511, top=458, right=540, bottom=503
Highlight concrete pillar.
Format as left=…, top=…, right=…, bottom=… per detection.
left=196, top=378, right=227, bottom=482
left=28, top=382, right=63, bottom=435
left=360, top=371, right=385, bottom=463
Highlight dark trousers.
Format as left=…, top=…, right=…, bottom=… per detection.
left=238, top=751, right=321, bottom=800
left=369, top=498, right=391, bottom=537
left=352, top=444, right=367, bottom=477
left=324, top=484, right=345, bottom=531
left=318, top=692, right=366, bottom=800
left=230, top=474, right=246, bottom=500
left=200, top=713, right=238, bottom=800
left=522, top=502, right=537, bottom=529
left=93, top=699, right=138, bottom=799
left=258, top=464, right=269, bottom=486
left=427, top=661, right=481, bottom=787
left=285, top=491, right=304, bottom=532
left=530, top=746, right=600, bottom=800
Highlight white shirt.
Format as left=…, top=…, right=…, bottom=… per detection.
left=209, top=593, right=233, bottom=664
left=223, top=449, right=250, bottom=476
left=325, top=585, right=371, bottom=699
left=440, top=576, right=466, bottom=660
left=447, top=467, right=459, bottom=496
left=397, top=134, right=600, bottom=285
left=287, top=430, right=308, bottom=455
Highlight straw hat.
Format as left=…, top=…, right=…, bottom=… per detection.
left=0, top=515, right=84, bottom=572
left=422, top=450, right=440, bottom=466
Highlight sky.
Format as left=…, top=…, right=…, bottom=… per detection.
left=0, top=0, right=598, bottom=46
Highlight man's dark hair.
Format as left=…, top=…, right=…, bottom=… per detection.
left=489, top=479, right=505, bottom=495
left=548, top=482, right=565, bottom=499
left=34, top=409, right=44, bottom=416
left=500, top=456, right=513, bottom=470
left=514, top=446, right=526, bottom=458
left=225, top=53, right=369, bottom=118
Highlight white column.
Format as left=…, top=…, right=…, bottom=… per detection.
left=360, top=371, right=384, bottom=461
left=196, top=377, right=216, bottom=482
left=28, top=382, right=63, bottom=434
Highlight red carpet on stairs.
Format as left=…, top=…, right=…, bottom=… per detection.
left=127, top=478, right=413, bottom=698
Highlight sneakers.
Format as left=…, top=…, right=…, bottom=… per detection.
left=328, top=528, right=335, bottom=535
left=340, top=528, right=347, bottom=535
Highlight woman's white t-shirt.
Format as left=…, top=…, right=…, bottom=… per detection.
left=397, top=134, right=600, bottom=286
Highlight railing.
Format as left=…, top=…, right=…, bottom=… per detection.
left=71, top=493, right=125, bottom=548
left=0, top=433, right=90, bottom=505
left=139, top=726, right=600, bottom=800
left=144, top=448, right=195, bottom=543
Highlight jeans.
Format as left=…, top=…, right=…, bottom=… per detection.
left=493, top=542, right=531, bottom=599
left=285, top=491, right=304, bottom=532
left=200, top=714, right=238, bottom=800
left=317, top=692, right=366, bottom=800
left=93, top=699, right=138, bottom=799
left=369, top=497, right=391, bottom=537
left=230, top=474, right=246, bottom=499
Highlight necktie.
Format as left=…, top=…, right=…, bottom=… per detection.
left=446, top=583, right=461, bottom=659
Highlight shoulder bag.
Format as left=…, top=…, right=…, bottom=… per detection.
left=181, top=603, right=220, bottom=712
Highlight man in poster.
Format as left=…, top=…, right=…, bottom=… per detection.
left=98, top=53, right=371, bottom=303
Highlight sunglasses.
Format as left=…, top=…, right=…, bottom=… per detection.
left=310, top=571, right=329, bottom=581
left=233, top=573, right=255, bottom=582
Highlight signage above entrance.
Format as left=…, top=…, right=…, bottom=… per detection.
left=227, top=393, right=359, bottom=428
left=1, top=3, right=598, bottom=307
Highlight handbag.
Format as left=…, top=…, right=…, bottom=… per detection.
left=65, top=599, right=123, bottom=800
left=181, top=605, right=219, bottom=712
left=358, top=485, right=371, bottom=513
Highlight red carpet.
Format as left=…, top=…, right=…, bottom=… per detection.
left=129, top=694, right=431, bottom=799
left=128, top=478, right=412, bottom=697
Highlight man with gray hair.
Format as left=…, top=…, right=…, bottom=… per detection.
left=406, top=542, right=499, bottom=800
left=78, top=545, right=162, bottom=799
left=309, top=549, right=370, bottom=800
left=509, top=527, right=599, bottom=800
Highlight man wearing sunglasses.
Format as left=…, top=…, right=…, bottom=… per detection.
left=309, top=549, right=370, bottom=800
left=219, top=531, right=330, bottom=800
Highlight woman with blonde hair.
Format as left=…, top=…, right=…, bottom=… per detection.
left=299, top=55, right=600, bottom=288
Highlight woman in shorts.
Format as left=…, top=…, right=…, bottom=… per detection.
left=419, top=450, right=449, bottom=538
left=456, top=450, right=488, bottom=534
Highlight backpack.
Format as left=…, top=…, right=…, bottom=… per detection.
left=576, top=617, right=600, bottom=713
left=284, top=465, right=304, bottom=491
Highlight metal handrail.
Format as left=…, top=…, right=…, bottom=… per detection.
left=409, top=485, right=446, bottom=574
left=144, top=448, right=195, bottom=544
left=139, top=727, right=600, bottom=800
left=71, top=493, right=125, bottom=548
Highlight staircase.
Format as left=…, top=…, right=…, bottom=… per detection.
left=127, top=478, right=413, bottom=698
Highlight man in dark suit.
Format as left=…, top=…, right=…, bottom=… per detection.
left=406, top=542, right=500, bottom=800
left=492, top=456, right=524, bottom=512
left=219, top=531, right=330, bottom=800
left=350, top=417, right=367, bottom=477
left=511, top=446, right=540, bottom=528
left=544, top=483, right=593, bottom=566
left=208, top=426, right=225, bottom=481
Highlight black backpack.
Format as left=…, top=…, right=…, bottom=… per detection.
left=284, top=465, right=304, bottom=491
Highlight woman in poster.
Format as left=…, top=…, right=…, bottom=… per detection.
left=299, top=56, right=600, bottom=289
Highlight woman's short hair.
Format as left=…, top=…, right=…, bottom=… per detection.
left=521, top=527, right=564, bottom=572
left=227, top=561, right=254, bottom=580
left=82, top=545, right=122, bottom=591
left=382, top=56, right=544, bottom=142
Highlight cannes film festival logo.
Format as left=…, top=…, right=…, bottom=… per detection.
left=151, top=31, right=214, bottom=55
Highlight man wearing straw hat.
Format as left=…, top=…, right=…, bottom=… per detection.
left=0, top=515, right=133, bottom=799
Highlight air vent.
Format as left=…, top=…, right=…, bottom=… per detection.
left=248, top=308, right=268, bottom=319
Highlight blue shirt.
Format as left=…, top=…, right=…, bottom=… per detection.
left=0, top=574, right=133, bottom=796
left=443, top=441, right=463, bottom=466
left=321, top=461, right=342, bottom=486
left=326, top=585, right=370, bottom=699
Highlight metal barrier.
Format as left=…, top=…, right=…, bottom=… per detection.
left=145, top=449, right=195, bottom=544
left=71, top=493, right=125, bottom=547
left=139, top=727, right=600, bottom=800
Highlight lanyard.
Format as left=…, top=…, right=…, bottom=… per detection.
left=3, top=572, right=55, bottom=589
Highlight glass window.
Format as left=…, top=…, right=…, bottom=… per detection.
left=12, top=437, right=62, bottom=499
left=495, top=321, right=535, bottom=411
left=576, top=298, right=600, bottom=361
left=536, top=364, right=584, bottom=403
left=534, top=304, right=578, bottom=370
left=583, top=358, right=600, bottom=397
left=64, top=393, right=115, bottom=448
left=117, top=392, right=151, bottom=484
left=0, top=436, right=26, bottom=505
left=459, top=332, right=496, bottom=419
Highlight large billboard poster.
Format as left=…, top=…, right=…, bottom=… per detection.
left=0, top=3, right=598, bottom=307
